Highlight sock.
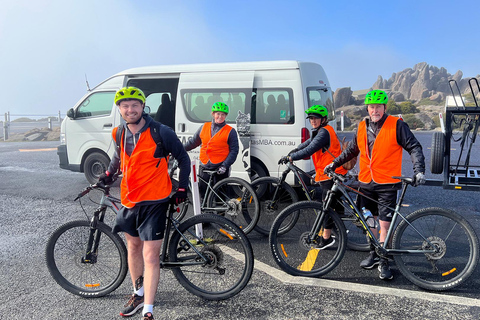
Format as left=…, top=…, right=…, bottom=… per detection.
left=134, top=275, right=144, bottom=296
left=134, top=286, right=144, bottom=297
left=143, top=304, right=153, bottom=315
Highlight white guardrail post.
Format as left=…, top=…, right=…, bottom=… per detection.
left=190, top=160, right=203, bottom=238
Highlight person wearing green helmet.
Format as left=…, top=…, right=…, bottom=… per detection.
left=278, top=105, right=348, bottom=249
left=100, top=86, right=191, bottom=320
left=184, top=101, right=239, bottom=195
left=324, top=89, right=426, bottom=281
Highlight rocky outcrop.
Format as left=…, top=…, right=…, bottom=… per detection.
left=333, top=87, right=353, bottom=108
left=373, top=62, right=480, bottom=102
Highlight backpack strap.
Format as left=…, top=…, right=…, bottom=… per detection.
left=115, top=124, right=125, bottom=150
left=150, top=121, right=167, bottom=159
left=114, top=121, right=166, bottom=159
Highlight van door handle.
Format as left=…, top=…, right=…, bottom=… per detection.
left=104, top=123, right=113, bottom=128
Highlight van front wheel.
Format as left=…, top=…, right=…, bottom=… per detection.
left=84, top=152, right=110, bottom=184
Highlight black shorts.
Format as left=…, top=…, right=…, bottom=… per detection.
left=113, top=202, right=169, bottom=241
left=357, top=188, right=397, bottom=222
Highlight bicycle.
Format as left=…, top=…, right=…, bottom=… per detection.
left=45, top=180, right=254, bottom=300
left=252, top=161, right=369, bottom=251
left=269, top=171, right=479, bottom=291
left=174, top=164, right=260, bottom=234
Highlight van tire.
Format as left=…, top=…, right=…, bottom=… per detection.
left=84, top=152, right=110, bottom=184
left=250, top=161, right=267, bottom=182
left=430, top=132, right=445, bottom=174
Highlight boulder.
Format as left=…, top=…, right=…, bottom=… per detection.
left=333, top=87, right=353, bottom=109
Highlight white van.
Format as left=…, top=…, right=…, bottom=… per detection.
left=57, top=60, right=335, bottom=184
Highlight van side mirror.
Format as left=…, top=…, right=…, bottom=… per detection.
left=66, top=108, right=75, bottom=119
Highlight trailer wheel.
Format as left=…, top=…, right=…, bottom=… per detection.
left=430, top=132, right=445, bottom=174
left=84, top=152, right=110, bottom=184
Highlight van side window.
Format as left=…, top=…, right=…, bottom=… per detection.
left=307, top=87, right=335, bottom=122
left=253, top=89, right=293, bottom=124
left=126, top=78, right=179, bottom=130
left=182, top=90, right=248, bottom=123
left=76, top=92, right=115, bottom=118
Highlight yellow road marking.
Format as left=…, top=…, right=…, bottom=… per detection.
left=19, top=148, right=57, bottom=152
left=297, top=248, right=320, bottom=271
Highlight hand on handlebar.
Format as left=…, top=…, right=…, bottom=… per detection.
left=171, top=188, right=187, bottom=205
left=278, top=156, right=292, bottom=165
left=323, top=162, right=337, bottom=174
left=98, top=171, right=115, bottom=186
left=413, top=172, right=426, bottom=187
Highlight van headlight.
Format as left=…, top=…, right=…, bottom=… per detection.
left=60, top=133, right=66, bottom=145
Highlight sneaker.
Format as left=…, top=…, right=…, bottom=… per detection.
left=119, top=294, right=144, bottom=317
left=142, top=312, right=154, bottom=320
left=360, top=251, right=380, bottom=269
left=378, top=259, right=393, bottom=280
left=315, top=237, right=335, bottom=249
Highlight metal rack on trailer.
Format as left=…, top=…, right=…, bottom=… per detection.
left=428, top=77, right=480, bottom=191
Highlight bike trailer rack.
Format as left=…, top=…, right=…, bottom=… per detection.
left=428, top=78, right=480, bottom=191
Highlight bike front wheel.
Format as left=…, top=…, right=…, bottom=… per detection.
left=45, top=220, right=128, bottom=297
left=393, top=207, right=479, bottom=291
left=269, top=201, right=347, bottom=277
left=207, top=177, right=260, bottom=234
left=168, top=213, right=254, bottom=300
left=251, top=177, right=298, bottom=236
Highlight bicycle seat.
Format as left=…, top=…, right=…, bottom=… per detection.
left=392, top=176, right=414, bottom=184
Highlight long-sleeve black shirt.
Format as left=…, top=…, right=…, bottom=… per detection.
left=289, top=127, right=330, bottom=160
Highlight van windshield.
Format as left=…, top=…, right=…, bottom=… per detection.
left=306, top=87, right=334, bottom=121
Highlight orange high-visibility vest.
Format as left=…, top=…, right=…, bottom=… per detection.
left=199, top=122, right=233, bottom=165
left=113, top=127, right=172, bottom=208
left=357, top=116, right=402, bottom=184
left=312, top=125, right=348, bottom=182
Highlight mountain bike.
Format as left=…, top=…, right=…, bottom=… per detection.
left=173, top=163, right=260, bottom=234
left=45, top=181, right=254, bottom=300
left=252, top=161, right=369, bottom=251
left=269, top=171, right=479, bottom=291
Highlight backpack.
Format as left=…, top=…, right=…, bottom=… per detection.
left=115, top=120, right=167, bottom=159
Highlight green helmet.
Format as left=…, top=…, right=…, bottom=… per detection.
left=211, top=102, right=229, bottom=114
left=115, top=87, right=146, bottom=105
left=305, top=105, right=328, bottom=118
left=364, top=90, right=388, bottom=105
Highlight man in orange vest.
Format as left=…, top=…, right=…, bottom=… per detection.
left=279, top=105, right=348, bottom=249
left=325, top=90, right=426, bottom=280
left=98, top=87, right=191, bottom=320
left=184, top=102, right=239, bottom=196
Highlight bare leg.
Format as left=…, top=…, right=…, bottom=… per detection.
left=379, top=220, right=391, bottom=244
left=125, top=233, right=144, bottom=288
left=142, top=239, right=163, bottom=305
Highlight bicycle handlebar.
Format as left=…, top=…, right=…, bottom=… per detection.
left=74, top=173, right=120, bottom=201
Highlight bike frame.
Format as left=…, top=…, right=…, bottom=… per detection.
left=79, top=184, right=212, bottom=269
left=311, top=172, right=438, bottom=256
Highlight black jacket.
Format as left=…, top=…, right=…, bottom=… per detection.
left=333, top=114, right=425, bottom=189
left=289, top=126, right=330, bottom=160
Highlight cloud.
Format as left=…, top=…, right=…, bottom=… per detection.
left=0, top=0, right=220, bottom=116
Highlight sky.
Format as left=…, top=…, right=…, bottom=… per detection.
left=1, top=0, right=479, bottom=117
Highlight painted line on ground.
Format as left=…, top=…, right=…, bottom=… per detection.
left=254, top=258, right=480, bottom=307
left=19, top=148, right=57, bottom=152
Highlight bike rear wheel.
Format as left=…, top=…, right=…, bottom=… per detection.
left=207, top=177, right=260, bottom=234
left=251, top=177, right=298, bottom=236
left=168, top=214, right=254, bottom=300
left=45, top=220, right=128, bottom=297
left=393, top=207, right=479, bottom=291
left=269, top=201, right=347, bottom=277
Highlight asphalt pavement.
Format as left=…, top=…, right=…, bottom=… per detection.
left=1, top=134, right=480, bottom=320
